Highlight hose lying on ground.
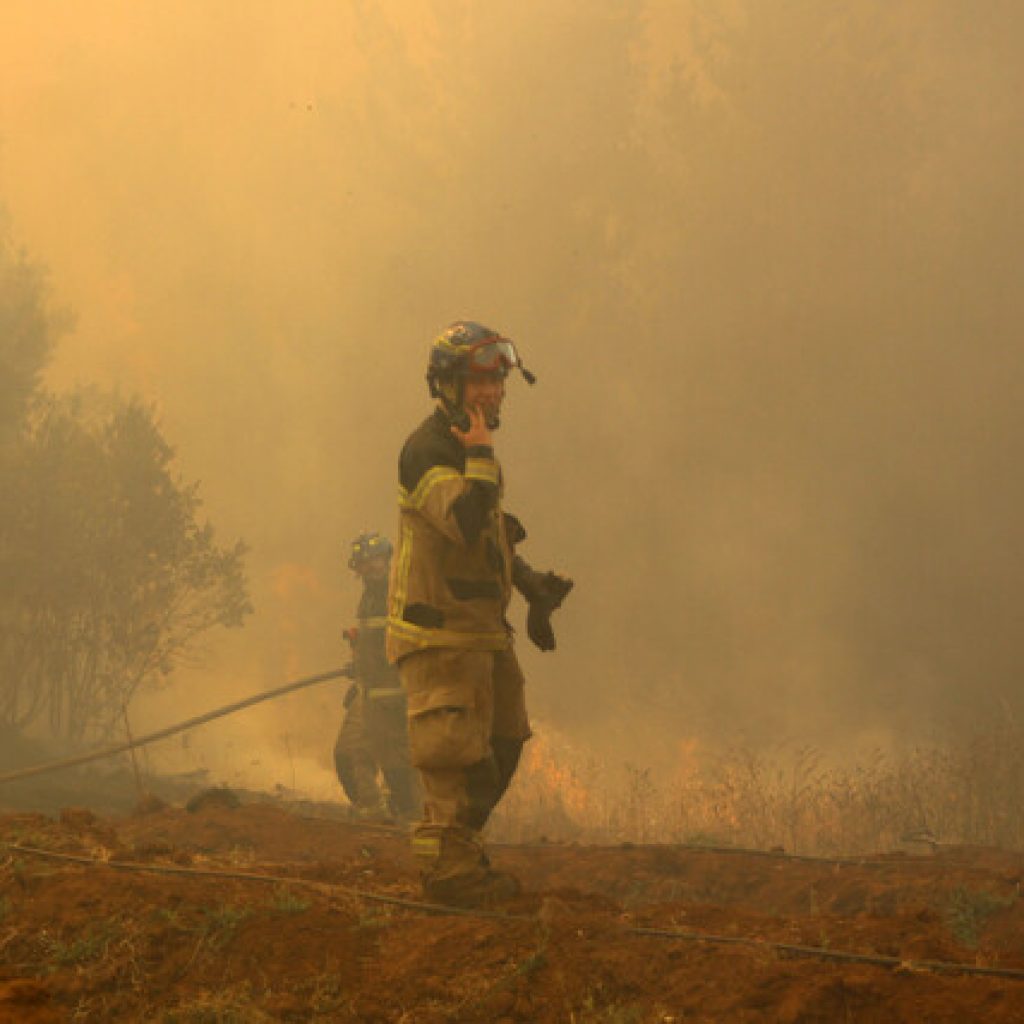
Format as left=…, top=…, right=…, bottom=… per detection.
left=6, top=841, right=1024, bottom=982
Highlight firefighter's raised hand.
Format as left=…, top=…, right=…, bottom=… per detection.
left=451, top=404, right=492, bottom=448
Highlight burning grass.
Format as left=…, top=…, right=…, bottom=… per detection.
left=490, top=719, right=1024, bottom=855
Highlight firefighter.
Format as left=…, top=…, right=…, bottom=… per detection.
left=333, top=532, right=420, bottom=820
left=387, top=321, right=572, bottom=907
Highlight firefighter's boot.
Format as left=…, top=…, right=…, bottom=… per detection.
left=412, top=824, right=520, bottom=908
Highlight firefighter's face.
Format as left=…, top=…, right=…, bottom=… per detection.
left=462, top=371, right=505, bottom=418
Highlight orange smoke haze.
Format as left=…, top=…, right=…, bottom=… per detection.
left=3, top=2, right=1024, bottom=792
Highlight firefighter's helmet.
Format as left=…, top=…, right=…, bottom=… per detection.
left=426, top=320, right=535, bottom=407
left=348, top=532, right=392, bottom=570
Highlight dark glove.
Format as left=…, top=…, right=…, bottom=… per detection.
left=513, top=557, right=573, bottom=652
left=342, top=680, right=358, bottom=709
left=503, top=512, right=527, bottom=546
left=527, top=602, right=555, bottom=651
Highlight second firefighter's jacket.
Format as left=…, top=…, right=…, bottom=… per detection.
left=352, top=577, right=401, bottom=690
left=387, top=407, right=525, bottom=662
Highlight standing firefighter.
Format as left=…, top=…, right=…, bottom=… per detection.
left=333, top=532, right=420, bottom=821
left=387, top=321, right=573, bottom=907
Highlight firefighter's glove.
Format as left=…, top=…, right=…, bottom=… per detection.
left=524, top=571, right=574, bottom=652
left=513, top=556, right=573, bottom=651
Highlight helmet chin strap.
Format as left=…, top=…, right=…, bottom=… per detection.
left=430, top=372, right=498, bottom=432
left=440, top=396, right=470, bottom=432
left=460, top=371, right=503, bottom=431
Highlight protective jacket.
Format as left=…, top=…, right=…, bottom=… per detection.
left=387, top=407, right=525, bottom=662
left=336, top=574, right=418, bottom=819
left=352, top=577, right=401, bottom=690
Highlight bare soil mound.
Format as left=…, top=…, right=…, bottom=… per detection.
left=2, top=801, right=1024, bottom=1021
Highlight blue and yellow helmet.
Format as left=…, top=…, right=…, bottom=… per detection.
left=348, top=532, right=393, bottom=570
left=426, top=320, right=535, bottom=403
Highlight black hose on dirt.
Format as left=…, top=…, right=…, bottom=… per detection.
left=7, top=840, right=1024, bottom=982
left=1, top=841, right=528, bottom=923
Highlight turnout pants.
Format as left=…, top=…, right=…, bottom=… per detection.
left=363, top=691, right=421, bottom=819
left=334, top=689, right=421, bottom=819
left=398, top=647, right=531, bottom=877
left=333, top=694, right=377, bottom=810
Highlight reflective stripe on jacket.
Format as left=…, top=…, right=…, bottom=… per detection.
left=352, top=578, right=401, bottom=688
left=387, top=407, right=521, bottom=662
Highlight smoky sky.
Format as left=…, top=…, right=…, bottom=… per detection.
left=2, top=1, right=1023, bottom=766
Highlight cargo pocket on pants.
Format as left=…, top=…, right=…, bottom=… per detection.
left=408, top=704, right=489, bottom=770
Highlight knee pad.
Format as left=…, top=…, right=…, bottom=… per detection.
left=408, top=704, right=489, bottom=770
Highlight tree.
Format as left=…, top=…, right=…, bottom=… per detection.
left=0, top=223, right=61, bottom=445
left=0, top=229, right=251, bottom=743
left=0, top=393, right=251, bottom=741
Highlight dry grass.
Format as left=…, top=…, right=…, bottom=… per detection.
left=151, top=985, right=274, bottom=1024
left=489, top=719, right=1024, bottom=855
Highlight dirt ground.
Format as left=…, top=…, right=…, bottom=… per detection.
left=2, top=798, right=1024, bottom=1022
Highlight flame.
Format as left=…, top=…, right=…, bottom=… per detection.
left=518, top=729, right=594, bottom=818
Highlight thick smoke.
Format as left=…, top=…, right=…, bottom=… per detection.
left=2, top=2, right=1022, bottom=777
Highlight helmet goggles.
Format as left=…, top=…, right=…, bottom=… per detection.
left=464, top=337, right=520, bottom=375
left=428, top=322, right=537, bottom=393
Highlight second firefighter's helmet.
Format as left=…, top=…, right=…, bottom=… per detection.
left=348, top=531, right=393, bottom=570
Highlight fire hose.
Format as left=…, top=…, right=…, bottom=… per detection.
left=5, top=841, right=1024, bottom=981
left=5, top=673, right=1024, bottom=982
left=0, top=666, right=351, bottom=786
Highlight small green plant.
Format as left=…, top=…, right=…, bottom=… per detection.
left=514, top=946, right=547, bottom=978
left=156, top=907, right=190, bottom=931
left=268, top=886, right=310, bottom=915
left=159, top=985, right=272, bottom=1023
left=945, top=887, right=1015, bottom=948
left=304, top=971, right=346, bottom=1015
left=355, top=906, right=393, bottom=931
left=41, top=921, right=117, bottom=968
left=200, top=903, right=251, bottom=949
left=573, top=990, right=645, bottom=1024
left=204, top=904, right=250, bottom=928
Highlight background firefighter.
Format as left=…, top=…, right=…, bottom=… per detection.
left=387, top=320, right=573, bottom=907
left=333, top=532, right=421, bottom=821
